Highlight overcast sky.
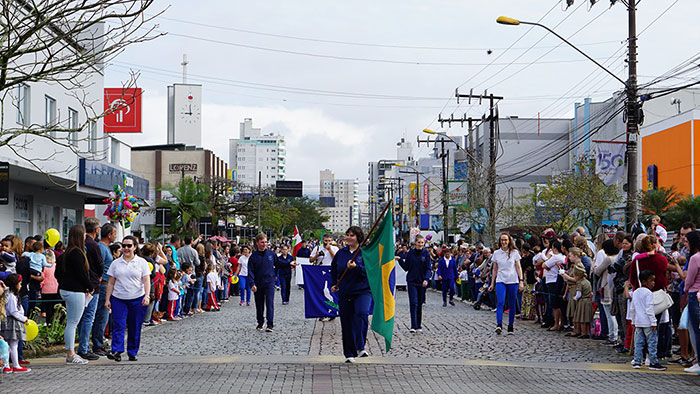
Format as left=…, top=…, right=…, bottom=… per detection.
left=105, top=0, right=697, bottom=198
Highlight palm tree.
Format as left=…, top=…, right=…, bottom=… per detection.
left=668, top=194, right=700, bottom=230
left=641, top=186, right=680, bottom=217
left=157, top=178, right=212, bottom=236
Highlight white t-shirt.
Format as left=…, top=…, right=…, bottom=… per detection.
left=207, top=271, right=218, bottom=290
left=543, top=253, right=566, bottom=284
left=593, top=249, right=606, bottom=271
left=167, top=280, right=179, bottom=301
left=107, top=255, right=150, bottom=300
left=492, top=248, right=522, bottom=285
left=312, top=245, right=339, bottom=266
left=238, top=255, right=249, bottom=276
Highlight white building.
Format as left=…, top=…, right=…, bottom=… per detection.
left=319, top=169, right=359, bottom=233
left=229, top=118, right=286, bottom=187
left=0, top=23, right=144, bottom=241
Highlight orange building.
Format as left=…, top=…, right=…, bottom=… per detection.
left=641, top=109, right=700, bottom=196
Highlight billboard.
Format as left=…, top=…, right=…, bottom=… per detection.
left=104, top=88, right=142, bottom=133
left=448, top=180, right=469, bottom=207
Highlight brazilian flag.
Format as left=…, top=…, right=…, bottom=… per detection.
left=361, top=209, right=396, bottom=352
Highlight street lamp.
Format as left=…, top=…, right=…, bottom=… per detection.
left=497, top=11, right=640, bottom=230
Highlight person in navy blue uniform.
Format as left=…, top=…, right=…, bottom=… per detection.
left=330, top=226, right=371, bottom=363
left=276, top=245, right=296, bottom=305
left=437, top=248, right=458, bottom=307
left=248, top=233, right=281, bottom=332
left=295, top=240, right=312, bottom=258
left=397, top=235, right=431, bottom=332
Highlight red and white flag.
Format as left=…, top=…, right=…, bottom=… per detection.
left=292, top=225, right=302, bottom=257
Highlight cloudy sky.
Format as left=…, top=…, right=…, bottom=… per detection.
left=105, top=0, right=696, bottom=197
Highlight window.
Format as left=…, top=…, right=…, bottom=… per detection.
left=44, top=95, right=56, bottom=127
left=16, top=84, right=30, bottom=126
left=68, top=108, right=78, bottom=146
left=88, top=121, right=97, bottom=153
left=110, top=137, right=120, bottom=164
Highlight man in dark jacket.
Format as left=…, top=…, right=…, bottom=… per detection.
left=77, top=217, right=104, bottom=361
left=249, top=233, right=281, bottom=332
left=398, top=235, right=431, bottom=332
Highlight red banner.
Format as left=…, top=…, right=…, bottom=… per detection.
left=104, top=88, right=142, bottom=133
left=423, top=184, right=429, bottom=209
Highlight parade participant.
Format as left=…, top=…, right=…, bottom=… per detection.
left=277, top=245, right=296, bottom=305
left=489, top=233, right=523, bottom=335
left=55, top=224, right=92, bottom=365
left=236, top=246, right=252, bottom=306
left=296, top=240, right=312, bottom=258
left=76, top=217, right=103, bottom=361
left=310, top=234, right=338, bottom=266
left=331, top=226, right=370, bottom=363
left=104, top=235, right=150, bottom=362
left=248, top=234, right=281, bottom=332
left=437, top=249, right=457, bottom=307
left=398, top=235, right=431, bottom=333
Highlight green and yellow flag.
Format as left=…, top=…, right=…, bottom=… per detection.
left=361, top=209, right=396, bottom=351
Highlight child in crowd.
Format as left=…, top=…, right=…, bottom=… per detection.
left=205, top=263, right=220, bottom=312
left=630, top=270, right=666, bottom=371
left=572, top=262, right=593, bottom=339
left=180, top=263, right=195, bottom=316
left=152, top=263, right=166, bottom=324
left=459, top=263, right=470, bottom=301
left=0, top=238, right=17, bottom=273
left=166, top=269, right=181, bottom=321
left=24, top=242, right=52, bottom=313
left=0, top=274, right=30, bottom=373
left=650, top=215, right=667, bottom=244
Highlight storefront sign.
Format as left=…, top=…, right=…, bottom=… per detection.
left=104, top=88, right=142, bottom=133
left=169, top=163, right=198, bottom=174
left=79, top=159, right=149, bottom=200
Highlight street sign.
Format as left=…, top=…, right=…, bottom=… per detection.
left=275, top=180, right=303, bottom=197
left=155, top=207, right=171, bottom=227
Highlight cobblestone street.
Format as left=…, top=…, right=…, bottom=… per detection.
left=10, top=284, right=700, bottom=393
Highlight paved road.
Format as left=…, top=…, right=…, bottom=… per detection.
left=9, top=283, right=700, bottom=393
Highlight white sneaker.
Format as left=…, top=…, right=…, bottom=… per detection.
left=66, top=354, right=88, bottom=365
left=644, top=356, right=650, bottom=366
left=416, top=328, right=423, bottom=333
left=409, top=328, right=416, bottom=333
left=358, top=350, right=369, bottom=358
left=684, top=363, right=700, bottom=373
left=344, top=357, right=355, bottom=363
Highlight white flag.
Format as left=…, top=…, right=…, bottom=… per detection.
left=595, top=143, right=626, bottom=186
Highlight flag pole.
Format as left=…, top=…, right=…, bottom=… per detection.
left=334, top=202, right=392, bottom=288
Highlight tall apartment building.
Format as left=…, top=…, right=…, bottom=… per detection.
left=319, top=169, right=359, bottom=233
left=229, top=118, right=286, bottom=188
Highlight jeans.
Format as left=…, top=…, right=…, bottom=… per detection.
left=193, top=276, right=204, bottom=309
left=544, top=282, right=557, bottom=325
left=28, top=288, right=39, bottom=314
left=338, top=293, right=372, bottom=358
left=634, top=326, right=658, bottom=365
left=595, top=288, right=609, bottom=338
left=184, top=288, right=194, bottom=314
left=254, top=285, right=275, bottom=328
left=407, top=283, right=426, bottom=329
left=77, top=291, right=99, bottom=354
left=110, top=296, right=147, bottom=357
left=441, top=279, right=455, bottom=304
left=279, top=274, right=291, bottom=303
left=496, top=283, right=518, bottom=327
left=687, top=292, right=700, bottom=360
left=601, top=303, right=618, bottom=342
left=239, top=275, right=251, bottom=303
left=60, top=290, right=86, bottom=352
left=91, top=284, right=109, bottom=351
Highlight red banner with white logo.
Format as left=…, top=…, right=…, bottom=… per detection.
left=104, top=88, right=142, bottom=133
left=423, top=184, right=429, bottom=209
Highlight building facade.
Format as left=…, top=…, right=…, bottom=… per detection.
left=319, top=169, right=359, bottom=233
left=229, top=118, right=286, bottom=187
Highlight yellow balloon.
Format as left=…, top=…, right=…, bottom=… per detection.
left=148, top=262, right=154, bottom=272
left=25, top=319, right=38, bottom=341
left=230, top=275, right=239, bottom=284
left=45, top=228, right=60, bottom=247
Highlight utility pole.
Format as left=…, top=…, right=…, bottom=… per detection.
left=625, top=0, right=639, bottom=230
left=257, top=171, right=262, bottom=231
left=417, top=134, right=449, bottom=243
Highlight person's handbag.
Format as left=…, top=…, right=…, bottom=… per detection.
left=635, top=260, right=674, bottom=315
left=679, top=306, right=689, bottom=330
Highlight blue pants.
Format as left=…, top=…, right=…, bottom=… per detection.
left=544, top=282, right=557, bottom=325
left=407, top=283, right=426, bottom=330
left=77, top=291, right=99, bottom=353
left=239, top=275, right=251, bottom=303
left=91, top=283, right=110, bottom=351
left=496, top=282, right=518, bottom=327
left=338, top=293, right=371, bottom=358
left=110, top=296, right=147, bottom=357
left=184, top=287, right=194, bottom=314
left=595, top=284, right=609, bottom=337
left=634, top=326, right=658, bottom=365
left=193, top=276, right=203, bottom=309
left=279, top=274, right=291, bottom=303
left=442, top=279, right=455, bottom=304
left=687, top=292, right=700, bottom=360
left=254, top=285, right=275, bottom=328
left=60, top=290, right=85, bottom=352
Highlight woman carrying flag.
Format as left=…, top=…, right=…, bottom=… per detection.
left=331, top=226, right=370, bottom=364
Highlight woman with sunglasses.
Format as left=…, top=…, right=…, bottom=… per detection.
left=104, top=235, right=151, bottom=362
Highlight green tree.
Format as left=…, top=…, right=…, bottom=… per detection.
left=258, top=196, right=328, bottom=237
left=667, top=194, right=700, bottom=230
left=154, top=178, right=212, bottom=238
left=641, top=186, right=680, bottom=219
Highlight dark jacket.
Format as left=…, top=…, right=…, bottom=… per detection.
left=399, top=248, right=431, bottom=285
left=85, top=235, right=104, bottom=292
left=16, top=256, right=31, bottom=298
left=248, top=249, right=280, bottom=288
left=56, top=248, right=92, bottom=293
left=331, top=246, right=371, bottom=298
left=437, top=257, right=458, bottom=280
left=296, top=247, right=311, bottom=258
left=277, top=253, right=294, bottom=277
